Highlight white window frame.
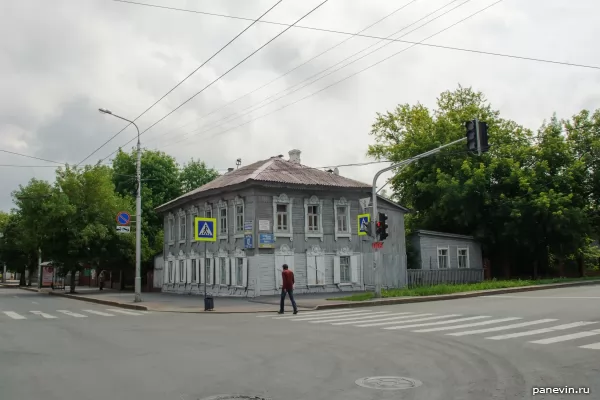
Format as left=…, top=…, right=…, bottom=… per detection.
left=204, top=202, right=213, bottom=218
left=191, top=258, right=197, bottom=282
left=437, top=246, right=450, bottom=269
left=178, top=209, right=186, bottom=243
left=177, top=249, right=186, bottom=282
left=204, top=257, right=213, bottom=285
left=334, top=247, right=359, bottom=285
left=457, top=247, right=470, bottom=269
left=333, top=197, right=351, bottom=241
left=273, top=193, right=293, bottom=241
left=217, top=199, right=228, bottom=240
left=306, top=245, right=325, bottom=286
left=233, top=196, right=245, bottom=238
left=189, top=205, right=198, bottom=241
left=167, top=213, right=175, bottom=244
left=304, top=195, right=323, bottom=241
left=339, top=256, right=351, bottom=283
left=166, top=252, right=174, bottom=284
left=231, top=248, right=247, bottom=288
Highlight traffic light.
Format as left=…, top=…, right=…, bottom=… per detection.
left=376, top=212, right=389, bottom=241
left=465, top=119, right=490, bottom=155
left=465, top=120, right=477, bottom=152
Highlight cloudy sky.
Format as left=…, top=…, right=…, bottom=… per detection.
left=1, top=0, right=598, bottom=211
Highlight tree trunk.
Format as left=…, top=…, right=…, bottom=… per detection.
left=69, top=270, right=76, bottom=293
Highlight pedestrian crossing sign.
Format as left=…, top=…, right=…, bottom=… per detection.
left=194, top=217, right=217, bottom=242
left=358, top=214, right=370, bottom=236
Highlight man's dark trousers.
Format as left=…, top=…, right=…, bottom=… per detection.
left=280, top=289, right=297, bottom=313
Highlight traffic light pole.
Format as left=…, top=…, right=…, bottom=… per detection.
left=371, top=136, right=467, bottom=297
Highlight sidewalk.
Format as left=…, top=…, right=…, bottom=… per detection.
left=19, top=279, right=600, bottom=313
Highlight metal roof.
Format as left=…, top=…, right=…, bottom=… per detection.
left=156, top=156, right=372, bottom=211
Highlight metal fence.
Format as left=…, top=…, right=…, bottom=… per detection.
left=407, top=268, right=484, bottom=287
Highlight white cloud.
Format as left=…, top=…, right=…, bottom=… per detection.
left=1, top=0, right=599, bottom=210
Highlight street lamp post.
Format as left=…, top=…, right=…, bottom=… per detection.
left=99, top=108, right=142, bottom=303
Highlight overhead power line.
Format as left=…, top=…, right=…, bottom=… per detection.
left=167, top=0, right=504, bottom=149
left=142, top=0, right=421, bottom=145
left=99, top=0, right=330, bottom=164
left=77, top=0, right=286, bottom=167
left=158, top=0, right=470, bottom=148
left=116, top=0, right=600, bottom=72
left=0, top=149, right=64, bottom=165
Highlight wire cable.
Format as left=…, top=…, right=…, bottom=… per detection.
left=152, top=0, right=466, bottom=148
left=77, top=0, right=285, bottom=166
left=0, top=149, right=64, bottom=165
left=99, top=0, right=330, bottom=164
left=158, top=0, right=501, bottom=152
left=115, top=0, right=600, bottom=72
left=162, top=0, right=474, bottom=149
left=140, top=0, right=421, bottom=145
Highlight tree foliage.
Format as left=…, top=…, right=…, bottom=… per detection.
left=368, top=85, right=598, bottom=277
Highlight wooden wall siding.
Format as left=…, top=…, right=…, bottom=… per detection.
left=415, top=234, right=483, bottom=270
left=161, top=186, right=408, bottom=296
left=407, top=268, right=484, bottom=287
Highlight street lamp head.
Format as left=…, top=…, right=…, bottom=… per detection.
left=98, top=108, right=112, bottom=115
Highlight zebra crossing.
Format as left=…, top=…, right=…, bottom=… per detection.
left=258, top=309, right=600, bottom=351
left=1, top=308, right=150, bottom=320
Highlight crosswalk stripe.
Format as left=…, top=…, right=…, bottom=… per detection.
left=260, top=309, right=360, bottom=318
left=413, top=317, right=522, bottom=333
left=3, top=311, right=26, bottom=320
left=579, top=342, right=600, bottom=350
left=272, top=310, right=372, bottom=320
left=106, top=308, right=144, bottom=316
left=309, top=312, right=389, bottom=323
left=383, top=316, right=490, bottom=330
left=486, top=321, right=598, bottom=340
left=352, top=314, right=436, bottom=327
left=446, top=319, right=557, bottom=336
left=360, top=314, right=456, bottom=328
left=330, top=312, right=415, bottom=326
left=529, top=330, right=600, bottom=345
left=57, top=310, right=87, bottom=318
left=30, top=311, right=57, bottom=319
left=291, top=311, right=377, bottom=322
left=83, top=310, right=115, bottom=316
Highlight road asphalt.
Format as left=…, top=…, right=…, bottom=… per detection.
left=0, top=285, right=598, bottom=400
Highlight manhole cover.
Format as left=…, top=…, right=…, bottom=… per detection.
left=198, top=396, right=269, bottom=400
left=355, top=376, right=423, bottom=390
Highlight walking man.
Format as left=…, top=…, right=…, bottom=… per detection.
left=279, top=264, right=298, bottom=315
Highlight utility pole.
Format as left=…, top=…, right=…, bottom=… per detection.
left=99, top=108, right=143, bottom=303
left=371, top=137, right=469, bottom=297
left=37, top=248, right=42, bottom=289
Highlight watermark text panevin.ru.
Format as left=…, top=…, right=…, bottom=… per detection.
left=533, top=387, right=590, bottom=396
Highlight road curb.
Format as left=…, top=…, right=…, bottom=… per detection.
left=315, top=280, right=600, bottom=310
left=46, top=291, right=149, bottom=311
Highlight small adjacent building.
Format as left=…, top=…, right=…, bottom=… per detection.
left=410, top=230, right=483, bottom=270
left=155, top=150, right=409, bottom=297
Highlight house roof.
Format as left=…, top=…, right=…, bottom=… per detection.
left=156, top=156, right=372, bottom=212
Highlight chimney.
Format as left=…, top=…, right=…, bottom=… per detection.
left=227, top=168, right=234, bottom=173
left=288, top=149, right=301, bottom=164
left=333, top=167, right=339, bottom=175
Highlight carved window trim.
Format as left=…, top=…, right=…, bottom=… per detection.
left=177, top=208, right=186, bottom=244
left=333, top=197, right=351, bottom=241
left=275, top=244, right=295, bottom=256
left=204, top=202, right=213, bottom=218
left=167, top=213, right=175, bottom=245
left=336, top=246, right=353, bottom=257
left=232, top=196, right=245, bottom=239
left=273, top=193, right=293, bottom=241
left=217, top=199, right=228, bottom=241
left=304, top=195, right=323, bottom=241
left=188, top=205, right=199, bottom=240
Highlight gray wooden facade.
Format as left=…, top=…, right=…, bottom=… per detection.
left=157, top=181, right=408, bottom=297
left=411, top=230, right=483, bottom=270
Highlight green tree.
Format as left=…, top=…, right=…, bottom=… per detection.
left=41, top=165, right=135, bottom=292
left=180, top=158, right=220, bottom=193
left=112, top=149, right=181, bottom=264
left=367, top=85, right=591, bottom=278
